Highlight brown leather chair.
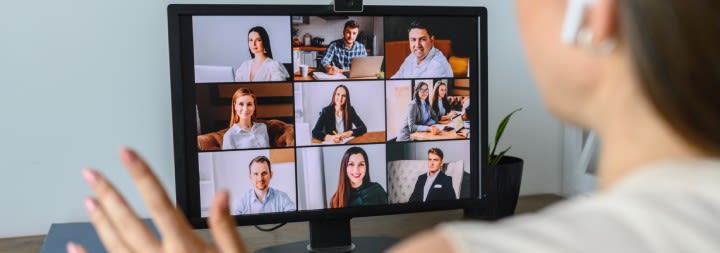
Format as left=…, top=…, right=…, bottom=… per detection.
left=197, top=119, right=295, bottom=151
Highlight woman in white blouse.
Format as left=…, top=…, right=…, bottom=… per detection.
left=234, top=26, right=289, bottom=82
left=221, top=87, right=269, bottom=149
left=71, top=1, right=720, bottom=253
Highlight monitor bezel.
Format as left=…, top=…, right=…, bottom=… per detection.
left=167, top=4, right=489, bottom=228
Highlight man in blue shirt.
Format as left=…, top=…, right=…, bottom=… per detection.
left=232, top=156, right=295, bottom=215
left=321, top=20, right=368, bottom=74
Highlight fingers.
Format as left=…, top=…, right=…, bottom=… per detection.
left=118, top=147, right=200, bottom=245
left=83, top=198, right=132, bottom=253
left=66, top=242, right=87, bottom=253
left=83, top=169, right=160, bottom=252
left=209, top=190, right=246, bottom=253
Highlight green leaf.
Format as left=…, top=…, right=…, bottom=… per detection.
left=488, top=108, right=521, bottom=162
left=490, top=146, right=511, bottom=166
left=494, top=108, right=521, bottom=147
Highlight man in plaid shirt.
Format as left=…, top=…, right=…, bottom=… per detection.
left=321, top=20, right=368, bottom=74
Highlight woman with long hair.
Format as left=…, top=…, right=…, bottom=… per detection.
left=74, top=1, right=720, bottom=253
left=221, top=87, right=269, bottom=149
left=397, top=81, right=438, bottom=141
left=330, top=147, right=387, bottom=208
left=312, top=84, right=367, bottom=144
left=234, top=26, right=289, bottom=82
left=430, top=81, right=456, bottom=121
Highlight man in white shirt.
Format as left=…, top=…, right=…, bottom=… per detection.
left=391, top=20, right=454, bottom=79
left=408, top=147, right=456, bottom=202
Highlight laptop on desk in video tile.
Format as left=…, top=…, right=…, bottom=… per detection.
left=347, top=56, right=384, bottom=79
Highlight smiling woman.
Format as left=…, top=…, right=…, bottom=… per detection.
left=222, top=88, right=270, bottom=150
left=234, top=26, right=290, bottom=82
left=311, top=84, right=368, bottom=144
left=396, top=81, right=438, bottom=141
left=330, top=146, right=388, bottom=208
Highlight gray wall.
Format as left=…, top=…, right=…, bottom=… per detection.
left=0, top=0, right=564, bottom=238
left=193, top=16, right=292, bottom=68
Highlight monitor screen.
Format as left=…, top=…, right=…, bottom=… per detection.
left=168, top=4, right=488, bottom=244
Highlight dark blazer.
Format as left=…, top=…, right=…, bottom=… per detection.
left=348, top=182, right=388, bottom=207
left=432, top=97, right=451, bottom=117
left=408, top=170, right=456, bottom=202
left=312, top=105, right=367, bottom=140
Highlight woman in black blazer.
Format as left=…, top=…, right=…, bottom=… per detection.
left=431, top=81, right=455, bottom=121
left=312, top=84, right=367, bottom=143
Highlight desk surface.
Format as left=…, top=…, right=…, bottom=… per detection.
left=0, top=194, right=562, bottom=253
left=294, top=69, right=381, bottom=81
left=410, top=129, right=467, bottom=141
left=311, top=131, right=386, bottom=145
left=409, top=120, right=469, bottom=141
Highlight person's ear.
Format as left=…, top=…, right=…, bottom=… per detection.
left=581, top=0, right=618, bottom=54
left=588, top=0, right=617, bottom=45
left=562, top=0, right=618, bottom=53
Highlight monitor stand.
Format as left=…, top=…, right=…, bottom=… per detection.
left=256, top=218, right=398, bottom=253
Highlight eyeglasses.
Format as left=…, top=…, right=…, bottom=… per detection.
left=419, top=88, right=429, bottom=93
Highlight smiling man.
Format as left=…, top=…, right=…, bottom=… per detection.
left=408, top=147, right=456, bottom=202
left=233, top=155, right=295, bottom=214
left=321, top=20, right=368, bottom=75
left=391, top=20, right=453, bottom=79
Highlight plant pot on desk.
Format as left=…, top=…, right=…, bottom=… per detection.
left=486, top=156, right=524, bottom=219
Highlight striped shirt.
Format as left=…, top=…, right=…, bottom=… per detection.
left=321, top=39, right=367, bottom=70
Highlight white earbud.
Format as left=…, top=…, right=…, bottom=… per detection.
left=561, top=0, right=597, bottom=44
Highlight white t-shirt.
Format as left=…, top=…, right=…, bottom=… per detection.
left=335, top=114, right=345, bottom=134
left=440, top=159, right=720, bottom=252
left=391, top=47, right=453, bottom=79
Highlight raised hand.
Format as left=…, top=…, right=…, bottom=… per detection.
left=66, top=147, right=247, bottom=253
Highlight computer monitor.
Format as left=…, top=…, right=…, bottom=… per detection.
left=168, top=4, right=488, bottom=252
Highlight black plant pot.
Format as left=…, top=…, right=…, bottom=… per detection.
left=487, top=156, right=524, bottom=219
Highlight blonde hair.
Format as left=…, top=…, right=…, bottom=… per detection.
left=228, top=88, right=258, bottom=128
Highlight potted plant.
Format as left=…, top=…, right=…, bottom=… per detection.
left=486, top=108, right=524, bottom=219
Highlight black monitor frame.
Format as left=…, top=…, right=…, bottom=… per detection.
left=167, top=4, right=490, bottom=232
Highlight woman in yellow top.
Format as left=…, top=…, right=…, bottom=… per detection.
left=70, top=1, right=720, bottom=252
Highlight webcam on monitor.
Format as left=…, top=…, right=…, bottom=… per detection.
left=333, top=0, right=363, bottom=12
